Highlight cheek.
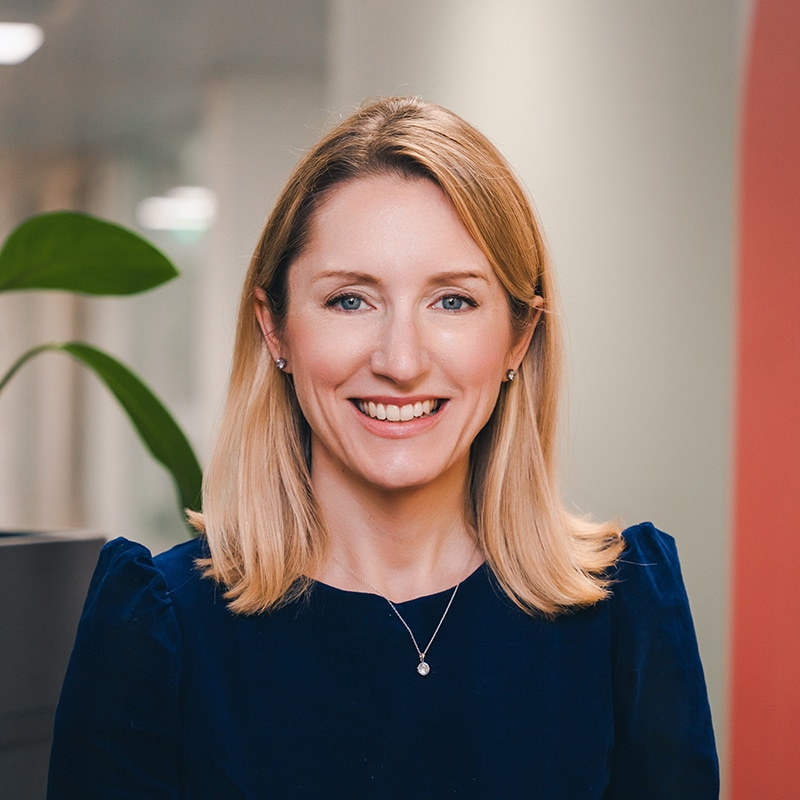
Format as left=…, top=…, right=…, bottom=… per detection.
left=284, top=318, right=366, bottom=394
left=439, top=327, right=511, bottom=380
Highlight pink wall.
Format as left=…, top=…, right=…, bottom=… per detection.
left=730, top=0, right=800, bottom=796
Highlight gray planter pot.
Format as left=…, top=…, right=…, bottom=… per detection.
left=0, top=530, right=105, bottom=800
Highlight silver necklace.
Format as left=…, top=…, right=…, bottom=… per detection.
left=332, top=545, right=477, bottom=677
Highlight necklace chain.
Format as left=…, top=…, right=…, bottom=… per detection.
left=332, top=544, right=477, bottom=677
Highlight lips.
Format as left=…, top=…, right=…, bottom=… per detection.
left=355, top=399, right=443, bottom=422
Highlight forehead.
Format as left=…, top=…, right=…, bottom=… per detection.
left=295, top=174, right=493, bottom=279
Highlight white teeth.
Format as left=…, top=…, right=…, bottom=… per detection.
left=357, top=399, right=441, bottom=422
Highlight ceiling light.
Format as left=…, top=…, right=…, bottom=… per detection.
left=136, top=187, right=218, bottom=232
left=0, top=23, right=44, bottom=65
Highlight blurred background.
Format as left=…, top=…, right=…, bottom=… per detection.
left=2, top=1, right=798, bottom=797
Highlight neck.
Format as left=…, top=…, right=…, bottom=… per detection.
left=312, top=464, right=480, bottom=602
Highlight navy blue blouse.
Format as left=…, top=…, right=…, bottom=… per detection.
left=48, top=523, right=719, bottom=798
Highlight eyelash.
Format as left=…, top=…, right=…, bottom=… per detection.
left=325, top=293, right=366, bottom=311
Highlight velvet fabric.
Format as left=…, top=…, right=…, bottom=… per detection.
left=48, top=522, right=719, bottom=798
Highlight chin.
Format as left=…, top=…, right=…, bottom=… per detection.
left=355, top=459, right=463, bottom=495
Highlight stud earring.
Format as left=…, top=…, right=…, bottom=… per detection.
left=275, top=358, right=287, bottom=371
left=506, top=368, right=517, bottom=382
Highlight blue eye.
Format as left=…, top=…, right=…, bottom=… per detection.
left=328, top=294, right=363, bottom=311
left=438, top=294, right=475, bottom=311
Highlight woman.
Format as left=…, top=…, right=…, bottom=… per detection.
left=48, top=97, right=719, bottom=798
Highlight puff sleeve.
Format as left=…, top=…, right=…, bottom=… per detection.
left=47, top=538, right=184, bottom=799
left=605, top=523, right=720, bottom=798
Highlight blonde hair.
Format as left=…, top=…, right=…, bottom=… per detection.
left=192, top=97, right=623, bottom=615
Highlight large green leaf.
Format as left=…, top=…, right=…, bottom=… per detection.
left=0, top=342, right=202, bottom=515
left=0, top=211, right=178, bottom=295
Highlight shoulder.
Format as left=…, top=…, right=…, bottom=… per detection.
left=85, top=535, right=208, bottom=625
left=51, top=539, right=190, bottom=793
left=617, top=520, right=678, bottom=567
left=607, top=522, right=705, bottom=691
left=153, top=535, right=208, bottom=592
left=611, top=521, right=687, bottom=609
left=603, top=524, right=720, bottom=794
left=606, top=522, right=699, bottom=664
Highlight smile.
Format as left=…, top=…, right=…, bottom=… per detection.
left=355, top=399, right=443, bottom=422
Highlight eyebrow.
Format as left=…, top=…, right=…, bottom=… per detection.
left=311, top=270, right=379, bottom=285
left=310, top=269, right=492, bottom=286
left=429, top=270, right=491, bottom=285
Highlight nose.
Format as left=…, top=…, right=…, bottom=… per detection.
left=370, top=309, right=430, bottom=386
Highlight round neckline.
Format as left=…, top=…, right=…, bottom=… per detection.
left=309, top=561, right=487, bottom=607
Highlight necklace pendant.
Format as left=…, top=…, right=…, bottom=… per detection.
left=417, top=659, right=431, bottom=676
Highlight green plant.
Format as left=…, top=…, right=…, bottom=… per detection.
left=0, top=211, right=202, bottom=519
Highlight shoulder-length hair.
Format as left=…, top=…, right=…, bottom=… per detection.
left=192, top=96, right=623, bottom=615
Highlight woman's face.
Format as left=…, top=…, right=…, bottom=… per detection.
left=257, top=174, right=532, bottom=495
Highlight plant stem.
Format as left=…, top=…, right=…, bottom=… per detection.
left=0, top=343, right=58, bottom=394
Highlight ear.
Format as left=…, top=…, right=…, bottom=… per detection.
left=506, top=295, right=544, bottom=372
left=254, top=287, right=290, bottom=372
